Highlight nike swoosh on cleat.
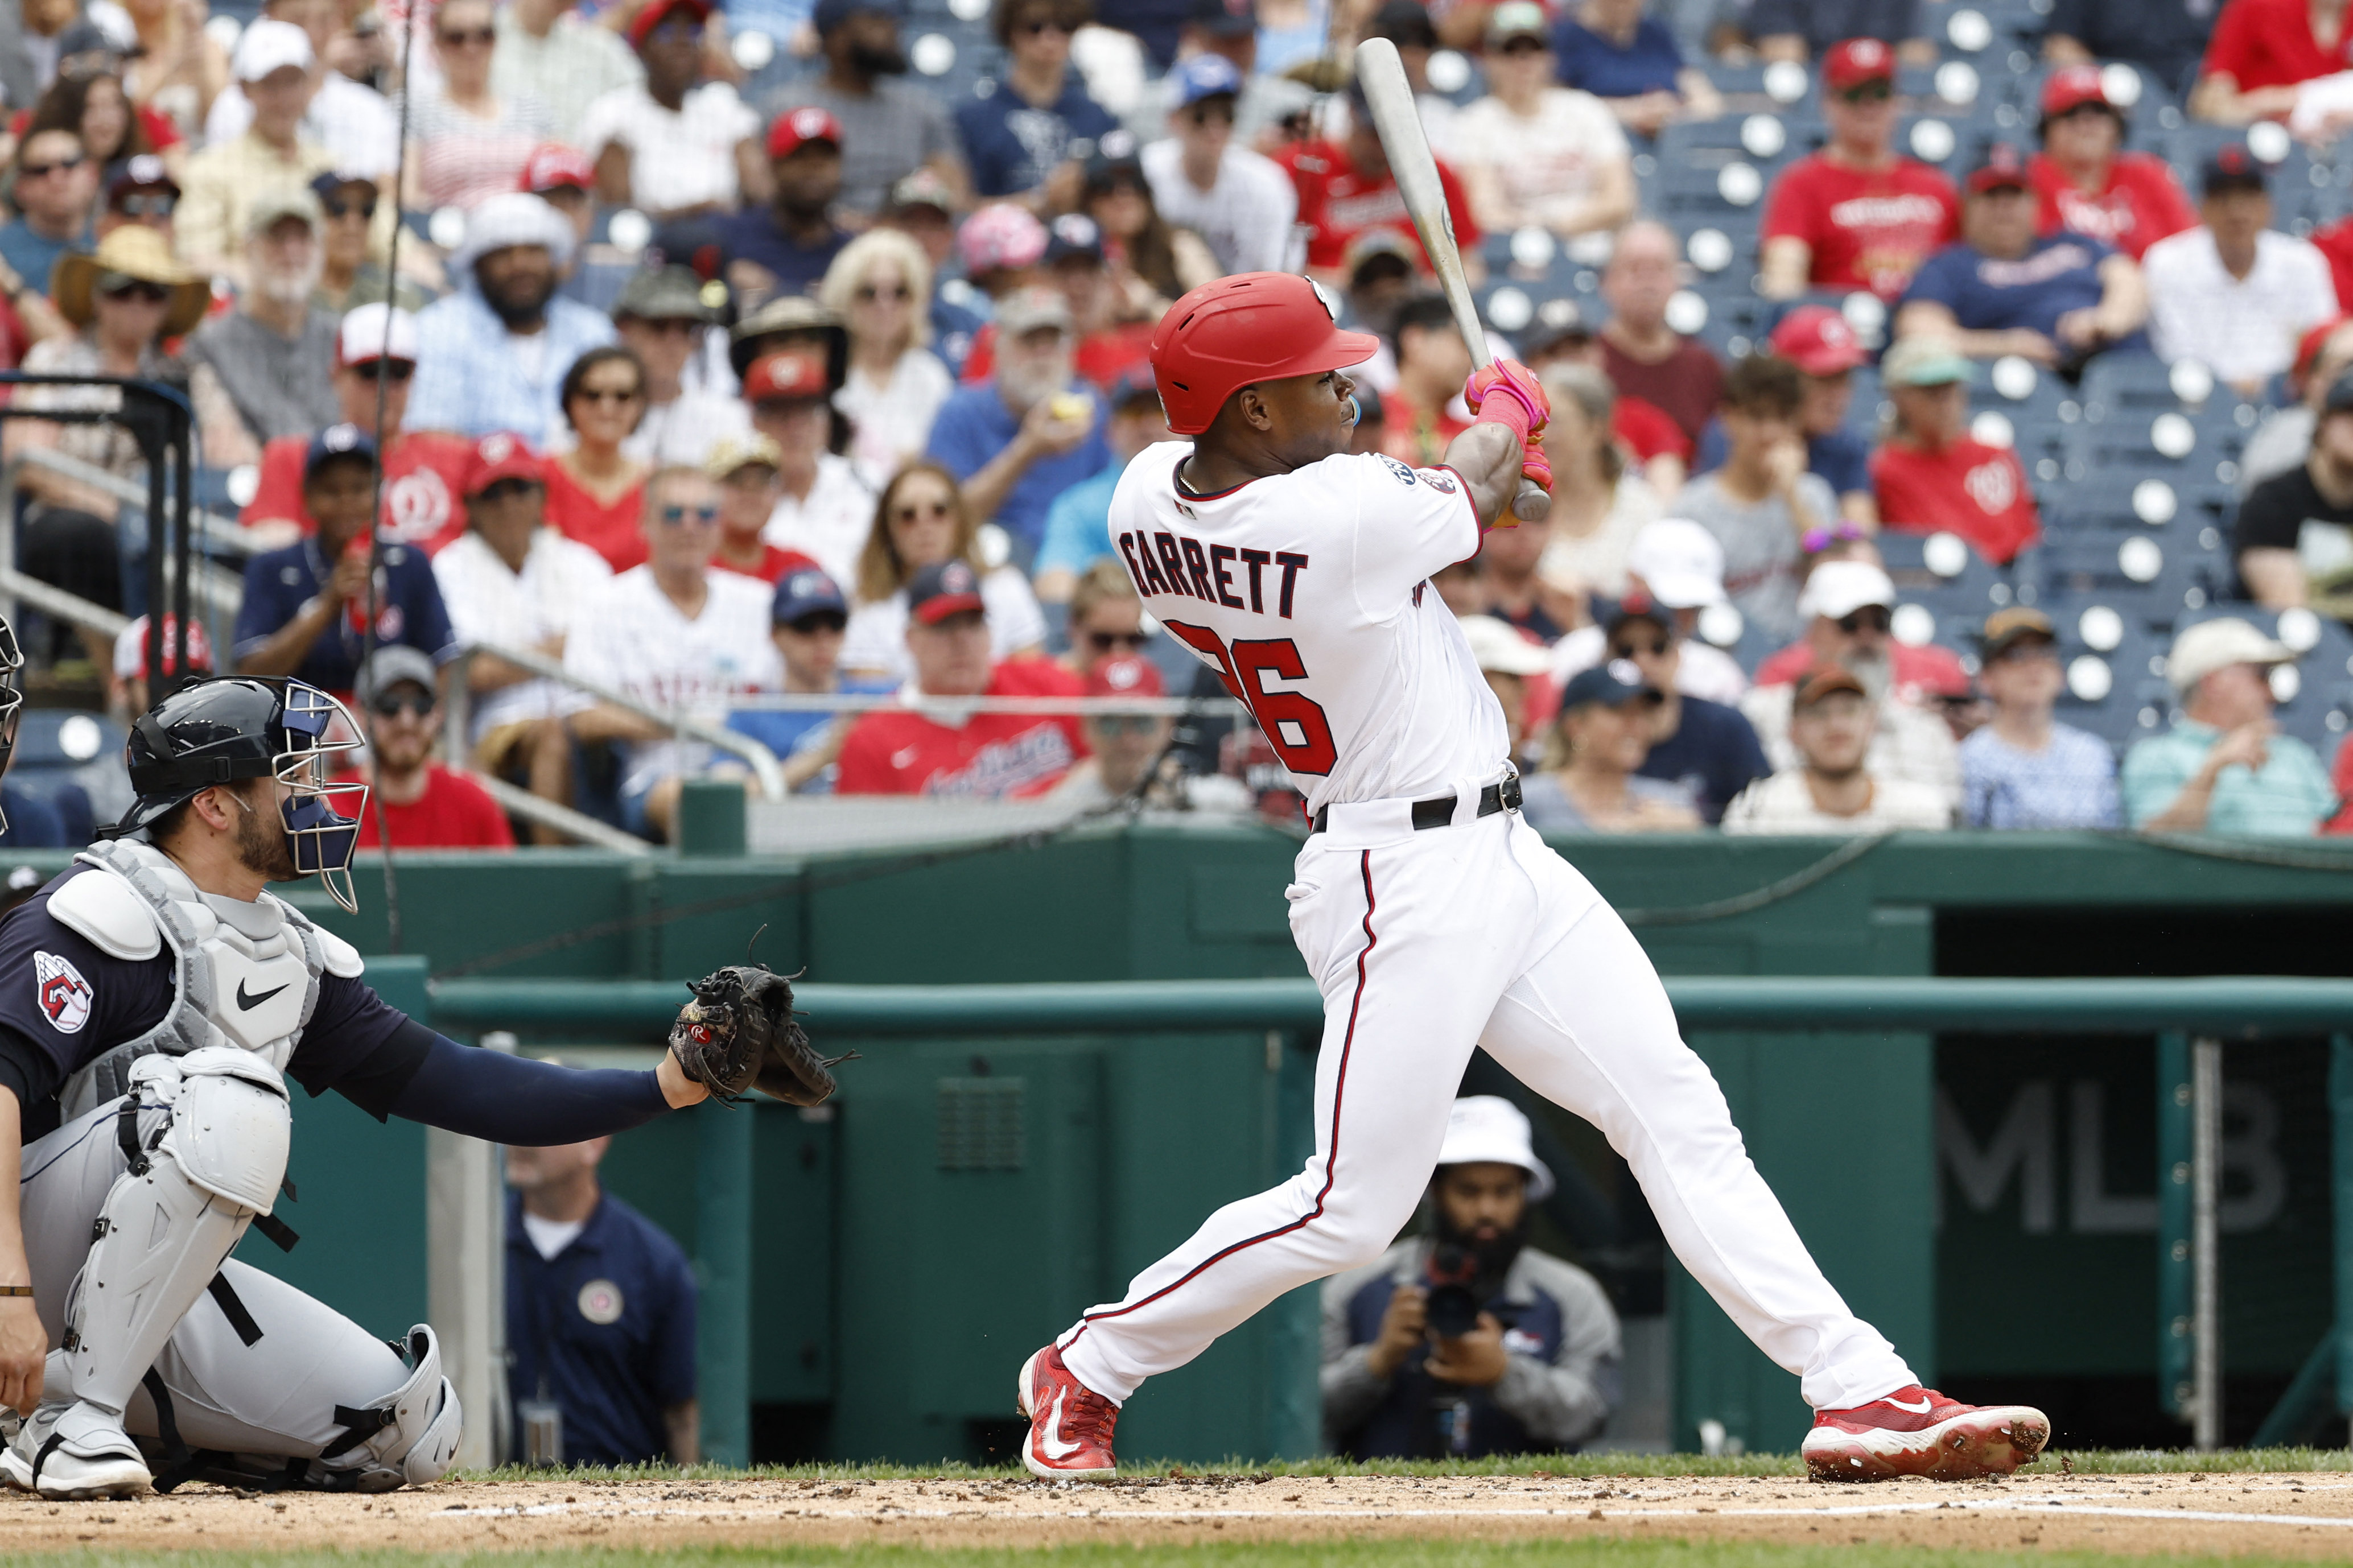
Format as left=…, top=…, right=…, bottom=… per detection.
left=1039, top=1388, right=1082, bottom=1461
left=1884, top=1395, right=1933, bottom=1414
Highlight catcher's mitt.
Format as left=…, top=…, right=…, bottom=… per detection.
left=667, top=965, right=851, bottom=1107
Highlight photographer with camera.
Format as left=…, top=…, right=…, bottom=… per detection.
left=1320, top=1096, right=1622, bottom=1459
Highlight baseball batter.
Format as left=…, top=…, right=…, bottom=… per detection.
left=1017, top=273, right=2049, bottom=1483
left=0, top=673, right=829, bottom=1499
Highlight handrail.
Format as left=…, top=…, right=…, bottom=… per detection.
left=442, top=642, right=786, bottom=801
left=0, top=566, right=129, bottom=640
left=724, top=692, right=1245, bottom=716
left=425, top=974, right=2353, bottom=1037
left=463, top=769, right=654, bottom=855
left=5, top=449, right=248, bottom=619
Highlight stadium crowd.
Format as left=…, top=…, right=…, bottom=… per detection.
left=0, top=0, right=2347, bottom=845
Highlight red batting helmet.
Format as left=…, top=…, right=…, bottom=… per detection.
left=1149, top=272, right=1379, bottom=436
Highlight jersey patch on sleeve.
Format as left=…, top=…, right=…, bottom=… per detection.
left=1375, top=453, right=1420, bottom=488
left=34, top=952, right=92, bottom=1034
left=1416, top=467, right=1460, bottom=494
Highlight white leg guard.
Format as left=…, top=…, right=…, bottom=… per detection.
left=308, top=1326, right=464, bottom=1492
left=20, top=1051, right=289, bottom=1499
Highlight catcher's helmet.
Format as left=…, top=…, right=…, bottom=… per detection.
left=114, top=676, right=370, bottom=910
left=1149, top=271, right=1380, bottom=435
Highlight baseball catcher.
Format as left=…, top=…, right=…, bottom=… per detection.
left=0, top=673, right=823, bottom=1499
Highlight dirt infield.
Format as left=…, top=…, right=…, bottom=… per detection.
left=2, top=1471, right=2352, bottom=1558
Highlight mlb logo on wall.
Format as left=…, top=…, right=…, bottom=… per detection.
left=34, top=951, right=91, bottom=1033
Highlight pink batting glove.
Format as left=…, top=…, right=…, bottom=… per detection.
left=1464, top=360, right=1550, bottom=443
left=1517, top=426, right=1552, bottom=494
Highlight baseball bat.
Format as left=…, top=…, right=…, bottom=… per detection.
left=1353, top=36, right=1550, bottom=524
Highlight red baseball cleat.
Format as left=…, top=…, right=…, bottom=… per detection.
left=1802, top=1386, right=2050, bottom=1481
left=1016, top=1344, right=1120, bottom=1481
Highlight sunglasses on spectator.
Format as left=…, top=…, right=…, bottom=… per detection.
left=437, top=25, right=494, bottom=45
left=321, top=192, right=377, bottom=218
left=856, top=283, right=912, bottom=302
left=352, top=358, right=415, bottom=382
left=1016, top=15, right=1071, bottom=34
left=1494, top=34, right=1546, bottom=54
left=114, top=193, right=174, bottom=218
left=1610, top=634, right=1671, bottom=658
left=370, top=692, right=435, bottom=719
left=1836, top=606, right=1892, bottom=634
left=660, top=504, right=720, bottom=526
left=478, top=477, right=540, bottom=504
left=1186, top=101, right=1236, bottom=127
left=1091, top=715, right=1159, bottom=736
left=575, top=385, right=644, bottom=405
left=892, top=499, right=954, bottom=523
left=785, top=610, right=848, bottom=635
left=1837, top=81, right=1893, bottom=104
left=19, top=155, right=84, bottom=179
left=1086, top=629, right=1149, bottom=652
left=97, top=278, right=168, bottom=303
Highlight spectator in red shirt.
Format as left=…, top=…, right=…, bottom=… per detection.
left=545, top=344, right=655, bottom=572
left=1869, top=337, right=2041, bottom=564
left=333, top=645, right=518, bottom=849
left=1760, top=38, right=1960, bottom=302
left=1379, top=293, right=1473, bottom=467
left=1522, top=311, right=1691, bottom=490
left=1289, top=85, right=1483, bottom=286
left=240, top=303, right=477, bottom=552
left=2030, top=67, right=2197, bottom=262
left=834, top=559, right=1086, bottom=796
left=1598, top=218, right=1724, bottom=443
left=2191, top=0, right=2353, bottom=126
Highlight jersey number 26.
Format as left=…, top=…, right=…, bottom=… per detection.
left=1164, top=621, right=1338, bottom=776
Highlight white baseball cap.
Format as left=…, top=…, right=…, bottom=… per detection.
left=1458, top=614, right=1551, bottom=676
left=1798, top=560, right=1897, bottom=622
left=232, top=17, right=314, bottom=81
left=1435, top=1096, right=1555, bottom=1200
left=338, top=302, right=419, bottom=366
left=1626, top=517, right=1727, bottom=609
left=2166, top=617, right=2293, bottom=693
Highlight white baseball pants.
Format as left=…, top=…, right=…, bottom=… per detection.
left=1057, top=799, right=1916, bottom=1413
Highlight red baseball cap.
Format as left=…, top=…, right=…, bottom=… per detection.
left=1085, top=654, right=1165, bottom=699
left=1822, top=37, right=1895, bottom=91
left=2296, top=315, right=2351, bottom=383
left=628, top=0, right=711, bottom=46
left=465, top=430, right=544, bottom=497
left=518, top=143, right=595, bottom=194
left=2040, top=64, right=2111, bottom=119
left=767, top=105, right=843, bottom=160
left=1769, top=305, right=1866, bottom=376
left=1965, top=143, right=2031, bottom=195
left=743, top=350, right=831, bottom=403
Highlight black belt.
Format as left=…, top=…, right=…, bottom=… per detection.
left=1311, top=775, right=1521, bottom=834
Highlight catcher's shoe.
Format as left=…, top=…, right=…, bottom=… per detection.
left=2, top=1400, right=151, bottom=1499
left=1016, top=1345, right=1119, bottom=1482
left=1802, top=1386, right=2049, bottom=1482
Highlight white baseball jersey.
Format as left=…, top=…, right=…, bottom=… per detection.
left=1104, top=442, right=1510, bottom=816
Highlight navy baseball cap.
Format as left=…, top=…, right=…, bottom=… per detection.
left=1560, top=661, right=1661, bottom=710
left=908, top=559, right=986, bottom=625
left=813, top=0, right=896, bottom=31
left=1172, top=53, right=1243, bottom=105
left=1107, top=363, right=1163, bottom=414
left=773, top=565, right=847, bottom=624
left=303, top=422, right=379, bottom=481
left=1044, top=212, right=1106, bottom=267
left=2203, top=145, right=2267, bottom=197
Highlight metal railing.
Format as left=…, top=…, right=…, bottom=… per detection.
left=421, top=972, right=2353, bottom=1462
left=0, top=448, right=256, bottom=628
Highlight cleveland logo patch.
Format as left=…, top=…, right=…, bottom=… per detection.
left=34, top=952, right=90, bottom=1033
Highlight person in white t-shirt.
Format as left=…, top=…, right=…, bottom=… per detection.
left=577, top=0, right=763, bottom=218
left=742, top=349, right=876, bottom=585
left=564, top=465, right=782, bottom=841
left=432, top=432, right=613, bottom=839
left=612, top=265, right=751, bottom=468
left=1452, top=1, right=1634, bottom=240
left=839, top=459, right=1046, bottom=681
left=818, top=226, right=956, bottom=488
left=1138, top=54, right=1297, bottom=277
left=1722, top=667, right=1951, bottom=833
left=2144, top=148, right=2338, bottom=396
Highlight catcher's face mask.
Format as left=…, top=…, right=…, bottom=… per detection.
left=0, top=617, right=22, bottom=834
left=274, top=682, right=369, bottom=913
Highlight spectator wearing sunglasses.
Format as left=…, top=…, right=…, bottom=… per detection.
left=1454, top=4, right=1633, bottom=242
left=1599, top=602, right=1767, bottom=825
left=840, top=459, right=1047, bottom=682
left=1519, top=663, right=1702, bottom=835
left=233, top=424, right=459, bottom=701
left=612, top=265, right=752, bottom=470
left=580, top=0, right=763, bottom=220
left=240, top=303, right=477, bottom=554
left=564, top=465, right=783, bottom=841
left=821, top=228, right=955, bottom=487
left=706, top=432, right=821, bottom=583
left=542, top=344, right=657, bottom=572
left=331, top=645, right=517, bottom=849
left=1759, top=39, right=1959, bottom=302
left=308, top=171, right=423, bottom=315
left=727, top=566, right=852, bottom=793
left=718, top=107, right=851, bottom=312
left=1552, top=517, right=1749, bottom=705
left=1033, top=367, right=1171, bottom=603
left=0, top=127, right=97, bottom=303
left=407, top=0, right=554, bottom=212
left=98, top=154, right=177, bottom=244
left=185, top=188, right=343, bottom=468
left=432, top=430, right=611, bottom=836
left=1049, top=653, right=1252, bottom=813
left=1141, top=55, right=1296, bottom=278
left=1739, top=560, right=1964, bottom=812
left=957, top=0, right=1113, bottom=207
left=1869, top=338, right=2042, bottom=566
left=1055, top=559, right=1151, bottom=676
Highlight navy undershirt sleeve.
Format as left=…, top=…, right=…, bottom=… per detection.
left=383, top=1032, right=672, bottom=1143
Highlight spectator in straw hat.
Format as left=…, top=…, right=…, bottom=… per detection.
left=2122, top=617, right=2333, bottom=835
left=7, top=225, right=208, bottom=665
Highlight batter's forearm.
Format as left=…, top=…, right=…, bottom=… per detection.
left=1440, top=423, right=1524, bottom=528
